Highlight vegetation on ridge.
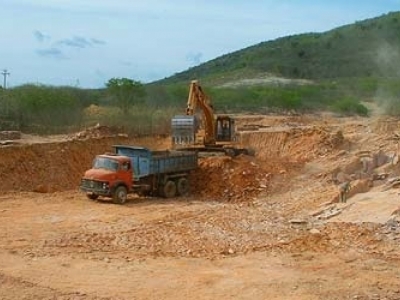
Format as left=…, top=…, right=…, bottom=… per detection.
left=1, top=12, right=400, bottom=134
left=162, top=11, right=400, bottom=84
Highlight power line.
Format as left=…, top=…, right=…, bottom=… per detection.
left=1, top=69, right=10, bottom=89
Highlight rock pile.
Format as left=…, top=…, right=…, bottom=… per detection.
left=74, top=124, right=127, bottom=139
left=190, top=155, right=272, bottom=202
left=0, top=131, right=21, bottom=140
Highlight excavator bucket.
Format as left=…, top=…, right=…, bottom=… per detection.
left=171, top=115, right=197, bottom=147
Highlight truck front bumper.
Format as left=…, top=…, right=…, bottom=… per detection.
left=80, top=179, right=111, bottom=196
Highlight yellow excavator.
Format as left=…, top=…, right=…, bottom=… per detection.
left=171, top=80, right=252, bottom=156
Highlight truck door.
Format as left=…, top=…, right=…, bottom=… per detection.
left=130, top=156, right=149, bottom=180
left=130, top=156, right=140, bottom=180
left=138, top=156, right=149, bottom=177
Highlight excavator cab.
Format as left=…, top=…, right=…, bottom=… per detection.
left=216, top=116, right=235, bottom=142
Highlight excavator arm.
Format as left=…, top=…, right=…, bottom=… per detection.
left=185, top=80, right=216, bottom=145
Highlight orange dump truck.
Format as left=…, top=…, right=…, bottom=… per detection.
left=80, top=145, right=198, bottom=204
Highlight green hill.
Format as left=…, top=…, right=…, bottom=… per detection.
left=159, top=11, right=400, bottom=86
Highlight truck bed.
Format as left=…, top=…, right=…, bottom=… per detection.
left=113, top=145, right=198, bottom=180
left=151, top=150, right=198, bottom=174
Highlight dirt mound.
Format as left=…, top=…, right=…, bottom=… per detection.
left=190, top=155, right=302, bottom=202
left=190, top=155, right=270, bottom=202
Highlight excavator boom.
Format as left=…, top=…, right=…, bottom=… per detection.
left=185, top=80, right=216, bottom=145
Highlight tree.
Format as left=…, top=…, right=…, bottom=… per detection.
left=105, top=78, right=146, bottom=114
left=10, top=84, right=84, bottom=132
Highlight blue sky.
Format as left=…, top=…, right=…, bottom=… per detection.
left=1, top=0, right=399, bottom=88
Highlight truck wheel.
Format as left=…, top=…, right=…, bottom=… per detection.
left=86, top=193, right=99, bottom=200
left=163, top=180, right=177, bottom=198
left=176, top=178, right=189, bottom=196
left=113, top=186, right=128, bottom=204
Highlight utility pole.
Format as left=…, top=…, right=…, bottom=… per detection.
left=1, top=69, right=10, bottom=89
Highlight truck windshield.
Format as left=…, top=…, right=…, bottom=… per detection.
left=93, top=157, right=119, bottom=171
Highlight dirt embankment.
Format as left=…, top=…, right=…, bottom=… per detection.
left=0, top=125, right=345, bottom=202
left=190, top=126, right=344, bottom=202
left=0, top=136, right=168, bottom=192
left=240, top=126, right=344, bottom=161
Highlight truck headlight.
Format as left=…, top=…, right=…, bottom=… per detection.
left=102, top=182, right=109, bottom=189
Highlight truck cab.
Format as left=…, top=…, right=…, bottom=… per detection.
left=80, top=145, right=198, bottom=204
left=80, top=154, right=132, bottom=204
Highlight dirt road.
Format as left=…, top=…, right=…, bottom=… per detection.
left=1, top=114, right=400, bottom=299
left=1, top=190, right=400, bottom=300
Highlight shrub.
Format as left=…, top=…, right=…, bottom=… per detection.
left=331, top=97, right=369, bottom=116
